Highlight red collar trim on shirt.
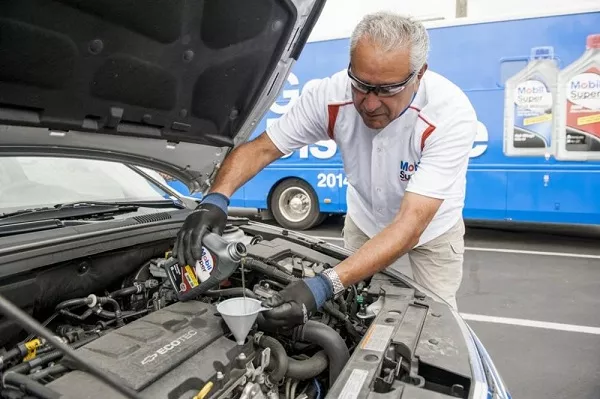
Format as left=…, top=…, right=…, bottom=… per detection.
left=409, top=106, right=436, bottom=151
left=327, top=101, right=353, bottom=139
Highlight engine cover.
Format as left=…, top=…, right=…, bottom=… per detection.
left=47, top=301, right=248, bottom=398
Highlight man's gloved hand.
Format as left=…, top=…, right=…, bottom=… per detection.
left=173, top=192, right=229, bottom=268
left=261, top=274, right=333, bottom=329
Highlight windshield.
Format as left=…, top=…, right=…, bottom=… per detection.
left=0, top=157, right=171, bottom=214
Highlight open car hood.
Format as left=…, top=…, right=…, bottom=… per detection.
left=0, top=0, right=326, bottom=193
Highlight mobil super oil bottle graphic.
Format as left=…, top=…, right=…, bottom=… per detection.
left=554, top=34, right=600, bottom=161
left=504, top=46, right=558, bottom=157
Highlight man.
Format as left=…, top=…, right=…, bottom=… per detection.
left=174, top=11, right=477, bottom=328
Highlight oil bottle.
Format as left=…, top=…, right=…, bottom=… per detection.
left=553, top=33, right=600, bottom=160
left=503, top=46, right=559, bottom=157
left=163, top=232, right=247, bottom=301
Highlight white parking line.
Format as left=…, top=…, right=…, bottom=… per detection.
left=311, top=236, right=600, bottom=259
left=460, top=313, right=600, bottom=335
left=464, top=246, right=600, bottom=259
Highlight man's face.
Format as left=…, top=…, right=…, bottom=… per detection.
left=349, top=37, right=426, bottom=130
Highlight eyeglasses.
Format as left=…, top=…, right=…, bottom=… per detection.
left=347, top=63, right=416, bottom=97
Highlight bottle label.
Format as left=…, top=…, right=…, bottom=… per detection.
left=513, top=78, right=553, bottom=148
left=195, top=247, right=215, bottom=283
left=565, top=68, right=600, bottom=152
left=166, top=262, right=199, bottom=293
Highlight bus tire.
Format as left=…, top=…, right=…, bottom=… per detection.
left=270, top=178, right=324, bottom=231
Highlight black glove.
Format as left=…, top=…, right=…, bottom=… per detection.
left=173, top=193, right=229, bottom=268
left=261, top=280, right=318, bottom=328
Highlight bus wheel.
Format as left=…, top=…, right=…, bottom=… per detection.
left=270, top=178, right=323, bottom=231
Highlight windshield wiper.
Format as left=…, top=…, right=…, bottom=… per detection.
left=53, top=199, right=186, bottom=210
left=0, top=199, right=185, bottom=224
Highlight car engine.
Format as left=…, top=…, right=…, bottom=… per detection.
left=0, top=222, right=473, bottom=399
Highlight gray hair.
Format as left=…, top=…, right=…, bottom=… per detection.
left=350, top=11, right=430, bottom=72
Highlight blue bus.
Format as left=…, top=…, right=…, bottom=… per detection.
left=168, top=6, right=600, bottom=231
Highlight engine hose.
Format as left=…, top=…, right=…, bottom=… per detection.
left=322, top=302, right=361, bottom=342
left=2, top=372, right=60, bottom=399
left=29, top=364, right=68, bottom=381
left=97, top=297, right=123, bottom=326
left=5, top=351, right=62, bottom=375
left=98, top=297, right=121, bottom=312
left=286, top=350, right=328, bottom=380
left=0, top=348, right=20, bottom=370
left=55, top=298, right=89, bottom=310
left=256, top=335, right=288, bottom=383
left=293, top=321, right=350, bottom=387
left=205, top=288, right=258, bottom=299
left=59, top=308, right=94, bottom=321
left=109, top=286, right=140, bottom=298
left=96, top=309, right=140, bottom=319
left=244, top=259, right=297, bottom=285
left=336, top=296, right=348, bottom=314
left=6, top=333, right=102, bottom=375
left=121, top=309, right=150, bottom=320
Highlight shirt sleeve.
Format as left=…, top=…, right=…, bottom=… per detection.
left=266, top=77, right=331, bottom=155
left=405, top=108, right=478, bottom=200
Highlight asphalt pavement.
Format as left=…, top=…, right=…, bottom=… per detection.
left=296, top=215, right=600, bottom=399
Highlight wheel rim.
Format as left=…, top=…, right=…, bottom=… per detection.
left=278, top=186, right=312, bottom=223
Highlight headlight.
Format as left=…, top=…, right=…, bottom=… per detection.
left=451, top=308, right=512, bottom=399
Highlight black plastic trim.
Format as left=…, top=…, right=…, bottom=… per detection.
left=291, top=0, right=327, bottom=60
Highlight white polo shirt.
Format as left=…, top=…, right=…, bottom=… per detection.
left=266, top=69, right=478, bottom=247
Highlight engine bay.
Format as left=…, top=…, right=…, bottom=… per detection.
left=0, top=220, right=473, bottom=399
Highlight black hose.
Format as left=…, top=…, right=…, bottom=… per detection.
left=121, top=309, right=150, bottom=320
left=322, top=302, right=346, bottom=320
left=322, top=302, right=362, bottom=342
left=205, top=288, right=258, bottom=299
left=293, top=320, right=350, bottom=387
left=57, top=295, right=124, bottom=324
left=2, top=372, right=60, bottom=399
left=7, top=351, right=63, bottom=375
left=6, top=333, right=101, bottom=374
left=0, top=348, right=21, bottom=370
left=97, top=297, right=123, bottom=326
left=29, top=364, right=68, bottom=381
left=109, top=286, right=140, bottom=298
left=55, top=298, right=88, bottom=310
left=336, top=296, right=348, bottom=314
left=257, top=335, right=288, bottom=383
left=98, top=297, right=120, bottom=312
left=286, top=350, right=328, bottom=380
left=96, top=309, right=140, bottom=319
left=0, top=293, right=141, bottom=399
left=59, top=308, right=94, bottom=321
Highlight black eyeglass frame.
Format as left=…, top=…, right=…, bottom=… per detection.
left=347, top=63, right=417, bottom=97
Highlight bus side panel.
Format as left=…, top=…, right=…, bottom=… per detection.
left=506, top=170, right=600, bottom=224
left=240, top=167, right=345, bottom=212
left=464, top=170, right=508, bottom=221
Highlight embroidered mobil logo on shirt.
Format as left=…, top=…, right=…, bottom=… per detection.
left=399, top=160, right=420, bottom=181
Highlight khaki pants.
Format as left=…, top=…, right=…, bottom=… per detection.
left=342, top=215, right=465, bottom=310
